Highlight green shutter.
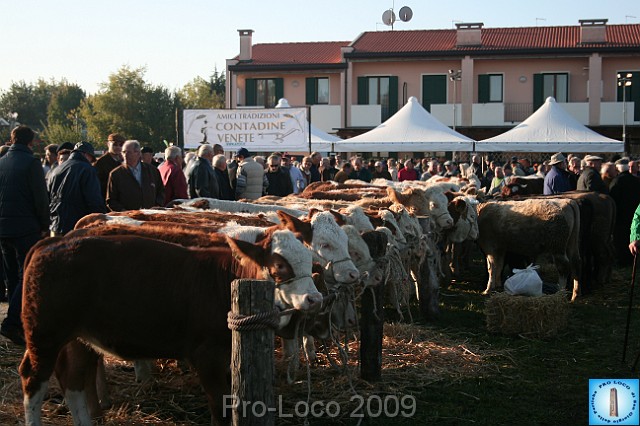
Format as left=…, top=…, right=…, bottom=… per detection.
left=245, top=78, right=256, bottom=106
left=422, top=75, right=447, bottom=112
left=275, top=78, right=284, bottom=103
left=478, top=74, right=490, bottom=103
left=388, top=76, right=399, bottom=116
left=305, top=77, right=316, bottom=105
left=357, top=77, right=369, bottom=104
left=533, top=73, right=544, bottom=111
left=632, top=72, right=640, bottom=121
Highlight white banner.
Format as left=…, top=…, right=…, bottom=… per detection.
left=183, top=108, right=309, bottom=151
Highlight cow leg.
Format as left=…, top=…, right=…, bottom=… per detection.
left=552, top=254, right=571, bottom=294
left=483, top=253, right=503, bottom=295
left=95, top=356, right=112, bottom=409
left=417, top=257, right=440, bottom=320
left=20, top=349, right=52, bottom=426
left=55, top=340, right=101, bottom=424
left=282, top=338, right=300, bottom=383
left=189, top=344, right=232, bottom=426
left=302, top=335, right=317, bottom=363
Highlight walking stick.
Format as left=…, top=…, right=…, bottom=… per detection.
left=623, top=253, right=638, bottom=363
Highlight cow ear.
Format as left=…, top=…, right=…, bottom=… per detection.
left=453, top=199, right=467, bottom=214
left=277, top=210, right=313, bottom=243
left=226, top=236, right=266, bottom=268
left=307, top=208, right=321, bottom=220
left=444, top=191, right=455, bottom=202
left=329, top=209, right=346, bottom=226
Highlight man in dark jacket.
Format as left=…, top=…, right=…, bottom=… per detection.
left=106, top=140, right=164, bottom=211
left=212, top=154, right=234, bottom=200
left=265, top=154, right=293, bottom=196
left=48, top=142, right=106, bottom=235
left=610, top=158, right=640, bottom=266
left=188, top=144, right=219, bottom=199
left=0, top=126, right=49, bottom=345
left=577, top=155, right=608, bottom=194
left=94, top=133, right=125, bottom=199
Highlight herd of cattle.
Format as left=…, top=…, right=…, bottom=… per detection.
left=17, top=173, right=615, bottom=425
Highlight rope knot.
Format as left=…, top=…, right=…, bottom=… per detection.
left=227, top=309, right=281, bottom=331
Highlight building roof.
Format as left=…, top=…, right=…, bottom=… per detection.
left=348, top=24, right=640, bottom=56
left=230, top=24, right=640, bottom=70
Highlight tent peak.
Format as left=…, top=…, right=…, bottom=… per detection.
left=546, top=96, right=557, bottom=103
left=408, top=96, right=419, bottom=104
left=276, top=98, right=291, bottom=108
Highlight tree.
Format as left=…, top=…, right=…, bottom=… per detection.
left=176, top=68, right=226, bottom=109
left=80, top=66, right=176, bottom=152
left=41, top=123, right=84, bottom=147
left=47, top=83, right=86, bottom=127
left=0, top=79, right=56, bottom=131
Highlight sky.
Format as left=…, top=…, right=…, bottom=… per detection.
left=1, top=0, right=638, bottom=95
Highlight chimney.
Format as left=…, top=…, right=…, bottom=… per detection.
left=238, top=29, right=254, bottom=61
left=456, top=23, right=483, bottom=47
left=579, top=19, right=608, bottom=44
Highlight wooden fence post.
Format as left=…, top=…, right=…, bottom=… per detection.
left=360, top=280, right=385, bottom=381
left=230, top=279, right=276, bottom=426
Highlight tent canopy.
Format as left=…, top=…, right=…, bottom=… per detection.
left=475, top=97, right=623, bottom=153
left=333, top=96, right=475, bottom=152
left=276, top=98, right=340, bottom=152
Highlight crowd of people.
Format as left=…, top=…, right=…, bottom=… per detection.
left=3, top=124, right=640, bottom=346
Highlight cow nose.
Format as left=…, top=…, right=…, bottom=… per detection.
left=347, top=269, right=360, bottom=282
left=346, top=316, right=357, bottom=327
left=305, top=293, right=323, bottom=311
left=374, top=272, right=383, bottom=285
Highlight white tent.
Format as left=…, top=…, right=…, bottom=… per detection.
left=333, top=96, right=475, bottom=152
left=475, top=97, right=623, bottom=153
left=276, top=98, right=341, bottom=151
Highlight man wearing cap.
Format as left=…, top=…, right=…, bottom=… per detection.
left=543, top=153, right=571, bottom=195
left=577, top=155, right=608, bottom=194
left=48, top=142, right=106, bottom=236
left=141, top=146, right=160, bottom=168
left=106, top=140, right=165, bottom=211
left=443, top=160, right=460, bottom=178
left=372, top=161, right=392, bottom=180
left=235, top=147, right=267, bottom=200
left=95, top=133, right=125, bottom=199
left=510, top=157, right=526, bottom=176
left=610, top=158, right=640, bottom=265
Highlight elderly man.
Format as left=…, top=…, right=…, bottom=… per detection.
left=577, top=155, right=608, bottom=194
left=398, top=159, right=419, bottom=181
left=95, top=133, right=125, bottom=199
left=348, top=156, right=373, bottom=182
left=281, top=156, right=306, bottom=193
left=48, top=142, right=106, bottom=236
left=610, top=158, right=640, bottom=266
left=106, top=140, right=164, bottom=211
left=443, top=160, right=460, bottom=178
left=187, top=144, right=219, bottom=199
left=309, top=151, right=322, bottom=183
left=235, top=147, right=267, bottom=200
left=141, top=146, right=160, bottom=167
left=372, top=161, right=392, bottom=180
left=158, top=145, right=188, bottom=204
left=567, top=156, right=582, bottom=190
left=212, top=154, right=234, bottom=200
left=265, top=154, right=293, bottom=196
left=543, top=153, right=571, bottom=195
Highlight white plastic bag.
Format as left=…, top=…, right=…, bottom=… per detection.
left=504, top=264, right=543, bottom=296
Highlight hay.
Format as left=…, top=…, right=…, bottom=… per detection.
left=484, top=290, right=570, bottom=338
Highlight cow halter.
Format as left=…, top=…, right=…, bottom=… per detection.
left=261, top=267, right=312, bottom=287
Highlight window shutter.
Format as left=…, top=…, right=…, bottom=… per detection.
left=275, top=78, right=284, bottom=103
left=533, top=74, right=544, bottom=111
left=478, top=75, right=490, bottom=103
left=422, top=75, right=447, bottom=112
left=632, top=72, right=640, bottom=121
left=245, top=78, right=256, bottom=106
left=357, top=77, right=369, bottom=104
left=388, top=76, right=399, bottom=115
left=305, top=77, right=317, bottom=105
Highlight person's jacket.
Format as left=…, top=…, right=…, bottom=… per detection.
left=0, top=143, right=49, bottom=237
left=577, top=166, right=609, bottom=194
left=236, top=157, right=267, bottom=200
left=94, top=152, right=122, bottom=199
left=158, top=159, right=188, bottom=204
left=106, top=162, right=164, bottom=211
left=214, top=167, right=235, bottom=200
left=543, top=165, right=571, bottom=195
left=348, top=167, right=373, bottom=183
left=48, top=151, right=106, bottom=234
left=265, top=167, right=293, bottom=197
left=188, top=157, right=219, bottom=199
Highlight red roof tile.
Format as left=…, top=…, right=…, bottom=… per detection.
left=241, top=41, right=349, bottom=65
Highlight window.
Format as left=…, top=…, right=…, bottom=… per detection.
left=533, top=73, right=569, bottom=110
left=357, top=76, right=398, bottom=121
left=421, top=75, right=447, bottom=112
left=617, top=71, right=640, bottom=121
left=245, top=78, right=283, bottom=108
left=305, top=77, right=329, bottom=105
left=478, top=74, right=503, bottom=103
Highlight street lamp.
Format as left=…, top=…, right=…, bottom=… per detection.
left=618, top=73, right=633, bottom=153
left=449, top=69, right=462, bottom=161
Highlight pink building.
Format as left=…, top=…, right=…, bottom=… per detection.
left=226, top=20, right=640, bottom=150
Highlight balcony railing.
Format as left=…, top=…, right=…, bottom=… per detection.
left=504, top=103, right=534, bottom=123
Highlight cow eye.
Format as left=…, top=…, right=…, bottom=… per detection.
left=430, top=202, right=439, bottom=209
left=320, top=243, right=332, bottom=250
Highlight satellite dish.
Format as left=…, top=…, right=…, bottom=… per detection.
left=399, top=6, right=413, bottom=22
left=382, top=9, right=396, bottom=26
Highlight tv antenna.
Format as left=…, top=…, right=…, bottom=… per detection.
left=381, top=2, right=413, bottom=30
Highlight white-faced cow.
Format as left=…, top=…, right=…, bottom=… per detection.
left=20, top=231, right=320, bottom=426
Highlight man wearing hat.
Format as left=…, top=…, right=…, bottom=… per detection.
left=48, top=142, right=106, bottom=236
left=577, top=155, right=608, bottom=194
left=234, top=147, right=267, bottom=200
left=95, top=133, right=125, bottom=199
left=610, top=158, right=640, bottom=265
left=443, top=160, right=460, bottom=178
left=543, top=153, right=571, bottom=195
left=141, top=146, right=160, bottom=168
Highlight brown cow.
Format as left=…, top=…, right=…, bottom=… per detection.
left=20, top=232, right=320, bottom=426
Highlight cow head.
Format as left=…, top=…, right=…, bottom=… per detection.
left=226, top=231, right=322, bottom=326
left=277, top=211, right=360, bottom=285
left=446, top=197, right=479, bottom=243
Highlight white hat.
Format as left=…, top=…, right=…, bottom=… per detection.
left=549, top=152, right=565, bottom=165
left=584, top=155, right=603, bottom=162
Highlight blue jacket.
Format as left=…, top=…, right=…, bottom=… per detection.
left=48, top=151, right=106, bottom=234
left=543, top=165, right=571, bottom=195
left=0, top=143, right=50, bottom=237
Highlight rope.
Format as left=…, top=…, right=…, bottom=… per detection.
left=227, top=308, right=296, bottom=331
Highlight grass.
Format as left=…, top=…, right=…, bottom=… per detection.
left=1, top=250, right=639, bottom=425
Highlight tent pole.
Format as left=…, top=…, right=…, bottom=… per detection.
left=308, top=106, right=312, bottom=155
